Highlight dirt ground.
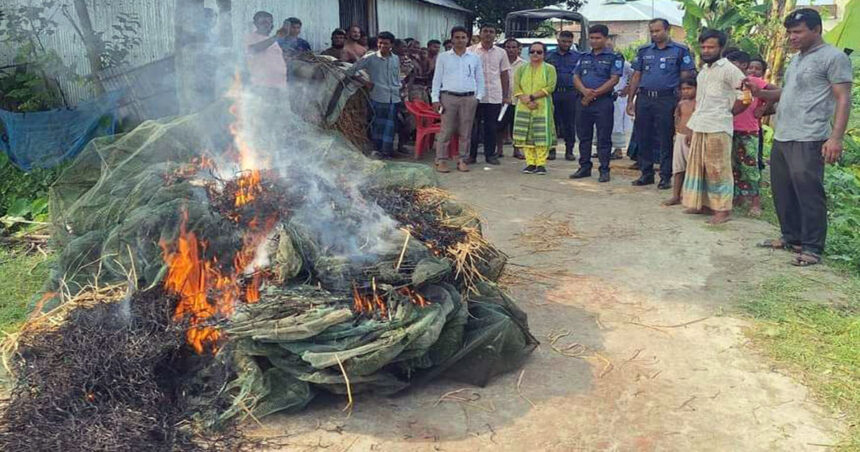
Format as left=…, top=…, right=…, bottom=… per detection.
left=253, top=153, right=847, bottom=451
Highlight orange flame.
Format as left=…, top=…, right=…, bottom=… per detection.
left=234, top=170, right=262, bottom=207
left=160, top=211, right=273, bottom=354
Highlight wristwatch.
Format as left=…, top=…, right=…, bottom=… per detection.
left=528, top=95, right=535, bottom=102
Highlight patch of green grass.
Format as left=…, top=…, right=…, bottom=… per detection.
left=0, top=248, right=53, bottom=332
left=741, top=276, right=860, bottom=449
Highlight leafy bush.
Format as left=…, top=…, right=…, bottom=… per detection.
left=0, top=152, right=64, bottom=227
left=823, top=136, right=860, bottom=273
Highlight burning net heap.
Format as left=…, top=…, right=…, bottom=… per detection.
left=1, top=88, right=537, bottom=450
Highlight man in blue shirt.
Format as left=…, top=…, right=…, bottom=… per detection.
left=626, top=18, right=696, bottom=188
left=347, top=32, right=401, bottom=159
left=278, top=17, right=312, bottom=58
left=571, top=25, right=624, bottom=182
left=545, top=30, right=581, bottom=161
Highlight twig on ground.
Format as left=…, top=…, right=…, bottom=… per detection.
left=516, top=370, right=537, bottom=408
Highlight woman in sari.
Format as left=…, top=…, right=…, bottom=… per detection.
left=513, top=42, right=557, bottom=175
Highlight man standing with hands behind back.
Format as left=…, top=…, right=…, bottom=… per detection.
left=626, top=18, right=696, bottom=188
left=467, top=24, right=511, bottom=165
left=750, top=8, right=853, bottom=267
left=546, top=30, right=581, bottom=161
left=431, top=26, right=485, bottom=174
left=571, top=24, right=623, bottom=182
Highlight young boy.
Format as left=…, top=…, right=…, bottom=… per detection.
left=727, top=51, right=770, bottom=217
left=663, top=77, right=697, bottom=206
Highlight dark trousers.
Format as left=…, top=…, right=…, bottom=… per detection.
left=553, top=90, right=578, bottom=152
left=634, top=95, right=677, bottom=180
left=771, top=140, right=827, bottom=255
left=576, top=96, right=614, bottom=172
left=470, top=103, right=502, bottom=160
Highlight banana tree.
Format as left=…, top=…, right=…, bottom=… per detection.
left=680, top=0, right=772, bottom=56
left=825, top=0, right=860, bottom=50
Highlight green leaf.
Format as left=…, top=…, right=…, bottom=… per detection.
left=825, top=0, right=860, bottom=50
left=681, top=0, right=707, bottom=19
left=6, top=198, right=31, bottom=218
left=29, top=198, right=48, bottom=216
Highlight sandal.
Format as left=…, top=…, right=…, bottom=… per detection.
left=792, top=252, right=821, bottom=267
left=756, top=238, right=801, bottom=253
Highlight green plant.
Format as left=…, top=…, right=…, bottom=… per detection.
left=680, top=0, right=772, bottom=55
left=0, top=152, right=64, bottom=228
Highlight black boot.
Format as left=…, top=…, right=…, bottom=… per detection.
left=564, top=150, right=576, bottom=161
left=631, top=175, right=655, bottom=186
left=658, top=178, right=672, bottom=190
left=598, top=171, right=610, bottom=183
left=548, top=149, right=557, bottom=160
left=569, top=167, right=592, bottom=179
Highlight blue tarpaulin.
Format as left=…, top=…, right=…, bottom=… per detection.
left=0, top=90, right=123, bottom=171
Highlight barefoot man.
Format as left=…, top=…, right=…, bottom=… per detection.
left=681, top=29, right=746, bottom=224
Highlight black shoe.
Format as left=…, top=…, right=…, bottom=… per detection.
left=522, top=165, right=536, bottom=174
left=598, top=172, right=610, bottom=183
left=534, top=166, right=547, bottom=175
left=631, top=175, right=655, bottom=186
left=569, top=167, right=592, bottom=179
left=564, top=150, right=576, bottom=161
left=548, top=150, right=557, bottom=160
left=658, top=179, right=671, bottom=190
left=464, top=156, right=477, bottom=164
left=486, top=157, right=501, bottom=165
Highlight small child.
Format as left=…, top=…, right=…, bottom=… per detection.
left=663, top=77, right=697, bottom=206
left=728, top=51, right=772, bottom=217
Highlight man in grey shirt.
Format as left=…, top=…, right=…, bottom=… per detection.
left=750, top=8, right=853, bottom=266
left=348, top=31, right=402, bottom=159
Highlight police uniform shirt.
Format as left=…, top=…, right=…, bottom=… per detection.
left=631, top=41, right=695, bottom=90
left=546, top=49, right=581, bottom=89
left=575, top=48, right=624, bottom=89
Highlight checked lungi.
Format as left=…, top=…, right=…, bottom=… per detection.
left=681, top=131, right=734, bottom=212
left=370, top=101, right=399, bottom=155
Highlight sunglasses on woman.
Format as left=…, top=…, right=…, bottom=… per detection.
left=529, top=50, right=543, bottom=55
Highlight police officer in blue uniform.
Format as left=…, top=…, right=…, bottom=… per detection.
left=570, top=24, right=623, bottom=183
left=545, top=30, right=581, bottom=161
left=626, top=18, right=696, bottom=188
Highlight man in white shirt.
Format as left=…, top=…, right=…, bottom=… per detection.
left=466, top=25, right=511, bottom=165
left=681, top=29, right=746, bottom=225
left=431, top=26, right=485, bottom=173
left=497, top=38, right=526, bottom=159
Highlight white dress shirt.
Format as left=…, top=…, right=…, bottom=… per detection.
left=430, top=49, right=485, bottom=103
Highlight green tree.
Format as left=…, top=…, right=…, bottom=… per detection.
left=453, top=0, right=584, bottom=30
left=680, top=0, right=771, bottom=55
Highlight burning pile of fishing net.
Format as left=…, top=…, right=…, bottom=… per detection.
left=0, top=100, right=536, bottom=450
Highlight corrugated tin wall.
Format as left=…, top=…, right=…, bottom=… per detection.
left=227, top=0, right=339, bottom=52
left=376, top=0, right=468, bottom=44
left=1, top=0, right=178, bottom=103
left=1, top=0, right=339, bottom=104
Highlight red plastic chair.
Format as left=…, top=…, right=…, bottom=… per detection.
left=404, top=101, right=459, bottom=160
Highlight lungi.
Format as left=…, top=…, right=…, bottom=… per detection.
left=681, top=131, right=734, bottom=212
left=370, top=101, right=399, bottom=155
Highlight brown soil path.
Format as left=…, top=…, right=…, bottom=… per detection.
left=255, top=157, right=846, bottom=451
